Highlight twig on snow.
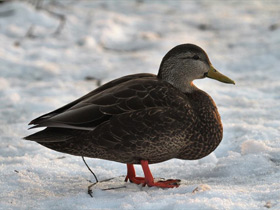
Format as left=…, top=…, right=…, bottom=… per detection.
left=14, top=0, right=66, bottom=46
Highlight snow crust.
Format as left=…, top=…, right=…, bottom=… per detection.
left=0, top=1, right=279, bottom=209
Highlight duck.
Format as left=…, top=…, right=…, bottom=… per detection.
left=24, top=44, right=235, bottom=188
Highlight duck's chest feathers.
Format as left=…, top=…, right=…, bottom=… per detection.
left=179, top=90, right=223, bottom=160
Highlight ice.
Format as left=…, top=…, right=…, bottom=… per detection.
left=0, top=1, right=280, bottom=209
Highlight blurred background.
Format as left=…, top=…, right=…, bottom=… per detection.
left=0, top=0, right=280, bottom=209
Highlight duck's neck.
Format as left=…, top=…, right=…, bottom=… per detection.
left=164, top=79, right=198, bottom=93
left=176, top=82, right=198, bottom=93
left=157, top=65, right=198, bottom=93
left=183, top=82, right=199, bottom=93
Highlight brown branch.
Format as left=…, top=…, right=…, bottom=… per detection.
left=14, top=0, right=66, bottom=46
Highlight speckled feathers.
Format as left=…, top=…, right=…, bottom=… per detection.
left=24, top=44, right=224, bottom=164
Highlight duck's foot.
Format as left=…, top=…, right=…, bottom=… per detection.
left=156, top=179, right=181, bottom=187
left=125, top=160, right=180, bottom=188
left=125, top=176, right=145, bottom=185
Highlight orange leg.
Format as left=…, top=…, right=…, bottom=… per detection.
left=125, top=160, right=180, bottom=188
left=125, top=163, right=145, bottom=185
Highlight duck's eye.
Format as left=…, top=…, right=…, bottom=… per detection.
left=193, top=55, right=199, bottom=60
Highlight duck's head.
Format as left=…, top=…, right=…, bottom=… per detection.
left=158, top=44, right=235, bottom=93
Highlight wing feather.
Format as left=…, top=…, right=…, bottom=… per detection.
left=29, top=73, right=155, bottom=125
left=28, top=74, right=190, bottom=133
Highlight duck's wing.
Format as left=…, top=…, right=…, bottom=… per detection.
left=28, top=73, right=155, bottom=126
left=27, top=75, right=190, bottom=132
left=92, top=106, right=194, bottom=157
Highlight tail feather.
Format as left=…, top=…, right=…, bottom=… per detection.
left=23, top=128, right=83, bottom=143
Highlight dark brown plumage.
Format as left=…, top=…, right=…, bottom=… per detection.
left=24, top=44, right=235, bottom=188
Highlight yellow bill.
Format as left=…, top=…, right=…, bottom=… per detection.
left=206, top=65, right=235, bottom=84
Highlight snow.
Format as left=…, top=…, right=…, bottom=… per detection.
left=0, top=0, right=280, bottom=209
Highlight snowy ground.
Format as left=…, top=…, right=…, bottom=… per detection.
left=0, top=0, right=280, bottom=209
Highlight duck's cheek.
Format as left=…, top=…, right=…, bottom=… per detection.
left=194, top=62, right=209, bottom=79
